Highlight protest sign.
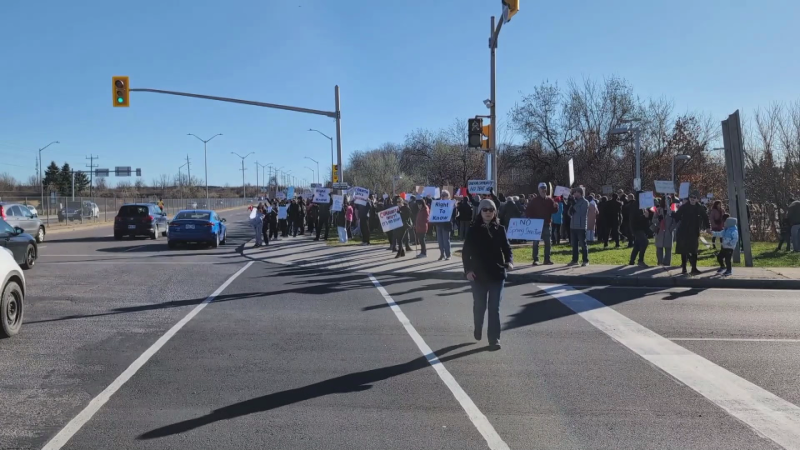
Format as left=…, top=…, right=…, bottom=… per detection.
left=353, top=187, right=369, bottom=206
left=249, top=208, right=257, bottom=220
left=287, top=186, right=295, bottom=199
left=639, top=191, right=655, bottom=209
left=276, top=192, right=286, bottom=200
left=332, top=195, right=343, bottom=212
left=278, top=206, right=288, bottom=219
left=313, top=187, right=331, bottom=203
left=506, top=218, right=544, bottom=241
left=554, top=186, right=571, bottom=198
left=679, top=182, right=690, bottom=199
left=654, top=180, right=675, bottom=194
left=468, top=180, right=495, bottom=195
left=378, top=206, right=403, bottom=232
left=428, top=200, right=455, bottom=223
left=422, top=186, right=440, bottom=199
left=602, top=185, right=613, bottom=195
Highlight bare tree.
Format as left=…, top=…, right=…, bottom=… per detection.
left=0, top=173, right=17, bottom=192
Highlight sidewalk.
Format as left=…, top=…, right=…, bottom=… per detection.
left=241, top=235, right=800, bottom=290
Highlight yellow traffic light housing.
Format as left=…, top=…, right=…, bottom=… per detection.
left=112, top=76, right=129, bottom=107
left=503, top=0, right=519, bottom=21
left=481, top=124, right=492, bottom=150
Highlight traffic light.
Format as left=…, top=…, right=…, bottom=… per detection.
left=468, top=118, right=483, bottom=148
left=503, top=0, right=519, bottom=21
left=112, top=76, right=129, bottom=107
left=481, top=123, right=492, bottom=150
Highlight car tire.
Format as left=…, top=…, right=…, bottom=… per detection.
left=161, top=228, right=168, bottom=237
left=151, top=226, right=159, bottom=240
left=36, top=226, right=46, bottom=243
left=0, top=280, right=23, bottom=338
left=211, top=233, right=219, bottom=248
left=21, top=245, right=36, bottom=270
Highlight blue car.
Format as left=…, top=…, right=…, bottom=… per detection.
left=167, top=210, right=227, bottom=249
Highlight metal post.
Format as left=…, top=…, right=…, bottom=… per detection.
left=71, top=171, right=75, bottom=200
left=489, top=16, right=498, bottom=184
left=671, top=157, right=676, bottom=188
left=204, top=141, right=209, bottom=202
left=241, top=158, right=246, bottom=200
left=335, top=85, right=343, bottom=182
left=634, top=128, right=641, bottom=187
left=255, top=161, right=259, bottom=197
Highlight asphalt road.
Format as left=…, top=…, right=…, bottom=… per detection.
left=2, top=210, right=799, bottom=450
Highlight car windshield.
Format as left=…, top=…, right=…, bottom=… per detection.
left=119, top=206, right=149, bottom=217
left=174, top=212, right=211, bottom=221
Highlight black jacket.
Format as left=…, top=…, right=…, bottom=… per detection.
left=673, top=202, right=708, bottom=254
left=457, top=200, right=473, bottom=222
left=462, top=220, right=513, bottom=282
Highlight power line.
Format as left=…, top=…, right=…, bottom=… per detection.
left=86, top=155, right=99, bottom=198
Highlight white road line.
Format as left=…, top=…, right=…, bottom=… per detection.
left=570, top=285, right=800, bottom=293
left=40, top=261, right=219, bottom=265
left=539, top=284, right=800, bottom=450
left=670, top=337, right=800, bottom=343
left=40, top=261, right=254, bottom=450
left=368, top=275, right=510, bottom=450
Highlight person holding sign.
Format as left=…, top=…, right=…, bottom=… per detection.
left=525, top=182, right=559, bottom=265
left=393, top=197, right=414, bottom=258
left=414, top=198, right=430, bottom=258
left=432, top=190, right=455, bottom=260
left=673, top=191, right=709, bottom=275
left=628, top=192, right=655, bottom=267
left=568, top=187, right=590, bottom=266
left=462, top=198, right=513, bottom=350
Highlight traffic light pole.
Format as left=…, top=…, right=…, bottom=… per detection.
left=130, top=86, right=344, bottom=182
left=488, top=16, right=502, bottom=183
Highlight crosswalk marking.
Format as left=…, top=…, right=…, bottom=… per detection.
left=540, top=284, right=800, bottom=450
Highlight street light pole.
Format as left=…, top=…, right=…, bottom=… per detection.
left=610, top=119, right=642, bottom=190
left=231, top=152, right=253, bottom=200
left=309, top=129, right=334, bottom=184
left=304, top=156, right=320, bottom=184
left=38, top=141, right=59, bottom=225
left=178, top=162, right=188, bottom=201
left=304, top=166, right=315, bottom=185
left=187, top=133, right=222, bottom=203
left=672, top=154, right=692, bottom=192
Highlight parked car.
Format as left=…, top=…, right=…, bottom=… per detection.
left=167, top=209, right=227, bottom=249
left=23, top=204, right=38, bottom=216
left=59, top=201, right=100, bottom=222
left=0, top=246, right=25, bottom=338
left=0, top=202, right=46, bottom=243
left=113, top=203, right=169, bottom=240
left=0, top=219, right=37, bottom=270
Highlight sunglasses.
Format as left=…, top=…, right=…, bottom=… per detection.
left=481, top=208, right=496, bottom=213
left=689, top=196, right=697, bottom=200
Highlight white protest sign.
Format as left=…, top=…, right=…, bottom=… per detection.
left=378, top=206, right=403, bottom=232
left=276, top=192, right=286, bottom=200
left=278, top=206, right=288, bottom=219
left=332, top=195, right=343, bottom=212
left=679, top=182, right=690, bottom=199
left=568, top=158, right=575, bottom=186
left=654, top=180, right=675, bottom=194
left=507, top=218, right=544, bottom=241
left=382, top=193, right=388, bottom=200
left=428, top=200, right=455, bottom=223
left=554, top=186, right=571, bottom=198
left=707, top=193, right=714, bottom=199
left=353, top=187, right=370, bottom=206
left=249, top=209, right=257, bottom=220
left=422, top=186, right=440, bottom=199
left=313, top=187, right=331, bottom=203
left=602, top=185, right=613, bottom=195
left=468, top=180, right=495, bottom=195
left=639, top=191, right=655, bottom=209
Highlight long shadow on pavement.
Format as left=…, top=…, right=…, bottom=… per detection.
left=138, top=342, right=489, bottom=440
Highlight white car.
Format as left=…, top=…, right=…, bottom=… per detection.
left=0, top=247, right=25, bottom=337
left=24, top=205, right=38, bottom=216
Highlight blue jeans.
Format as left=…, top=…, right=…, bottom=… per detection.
left=436, top=224, right=451, bottom=258
left=470, top=279, right=504, bottom=344
left=570, top=229, right=588, bottom=263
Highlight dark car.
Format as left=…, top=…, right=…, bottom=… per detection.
left=167, top=209, right=227, bottom=249
left=113, top=203, right=169, bottom=240
left=0, top=219, right=37, bottom=270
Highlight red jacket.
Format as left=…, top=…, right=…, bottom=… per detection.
left=525, top=196, right=558, bottom=224
left=415, top=204, right=430, bottom=234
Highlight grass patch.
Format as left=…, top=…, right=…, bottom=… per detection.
left=509, top=239, right=799, bottom=267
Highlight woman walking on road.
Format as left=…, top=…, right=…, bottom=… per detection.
left=415, top=198, right=430, bottom=258
left=436, top=190, right=454, bottom=260
left=462, top=198, right=513, bottom=350
left=394, top=197, right=414, bottom=258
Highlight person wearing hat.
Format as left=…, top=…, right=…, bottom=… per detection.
left=462, top=198, right=513, bottom=350
left=672, top=191, right=709, bottom=275
left=525, top=182, right=559, bottom=265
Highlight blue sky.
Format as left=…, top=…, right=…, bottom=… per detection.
left=1, top=0, right=798, bottom=188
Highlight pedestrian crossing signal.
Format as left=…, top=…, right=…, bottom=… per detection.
left=468, top=118, right=483, bottom=148
left=113, top=76, right=129, bottom=107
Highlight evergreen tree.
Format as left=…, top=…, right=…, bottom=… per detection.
left=43, top=161, right=60, bottom=192
left=74, top=171, right=90, bottom=194
left=59, top=163, right=73, bottom=196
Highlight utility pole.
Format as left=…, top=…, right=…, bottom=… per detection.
left=185, top=154, right=191, bottom=185
left=255, top=161, right=260, bottom=197
left=85, top=155, right=99, bottom=198
left=231, top=152, right=253, bottom=200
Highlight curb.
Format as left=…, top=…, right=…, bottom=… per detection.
left=241, top=239, right=800, bottom=291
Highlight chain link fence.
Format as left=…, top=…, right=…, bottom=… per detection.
left=0, top=194, right=253, bottom=229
